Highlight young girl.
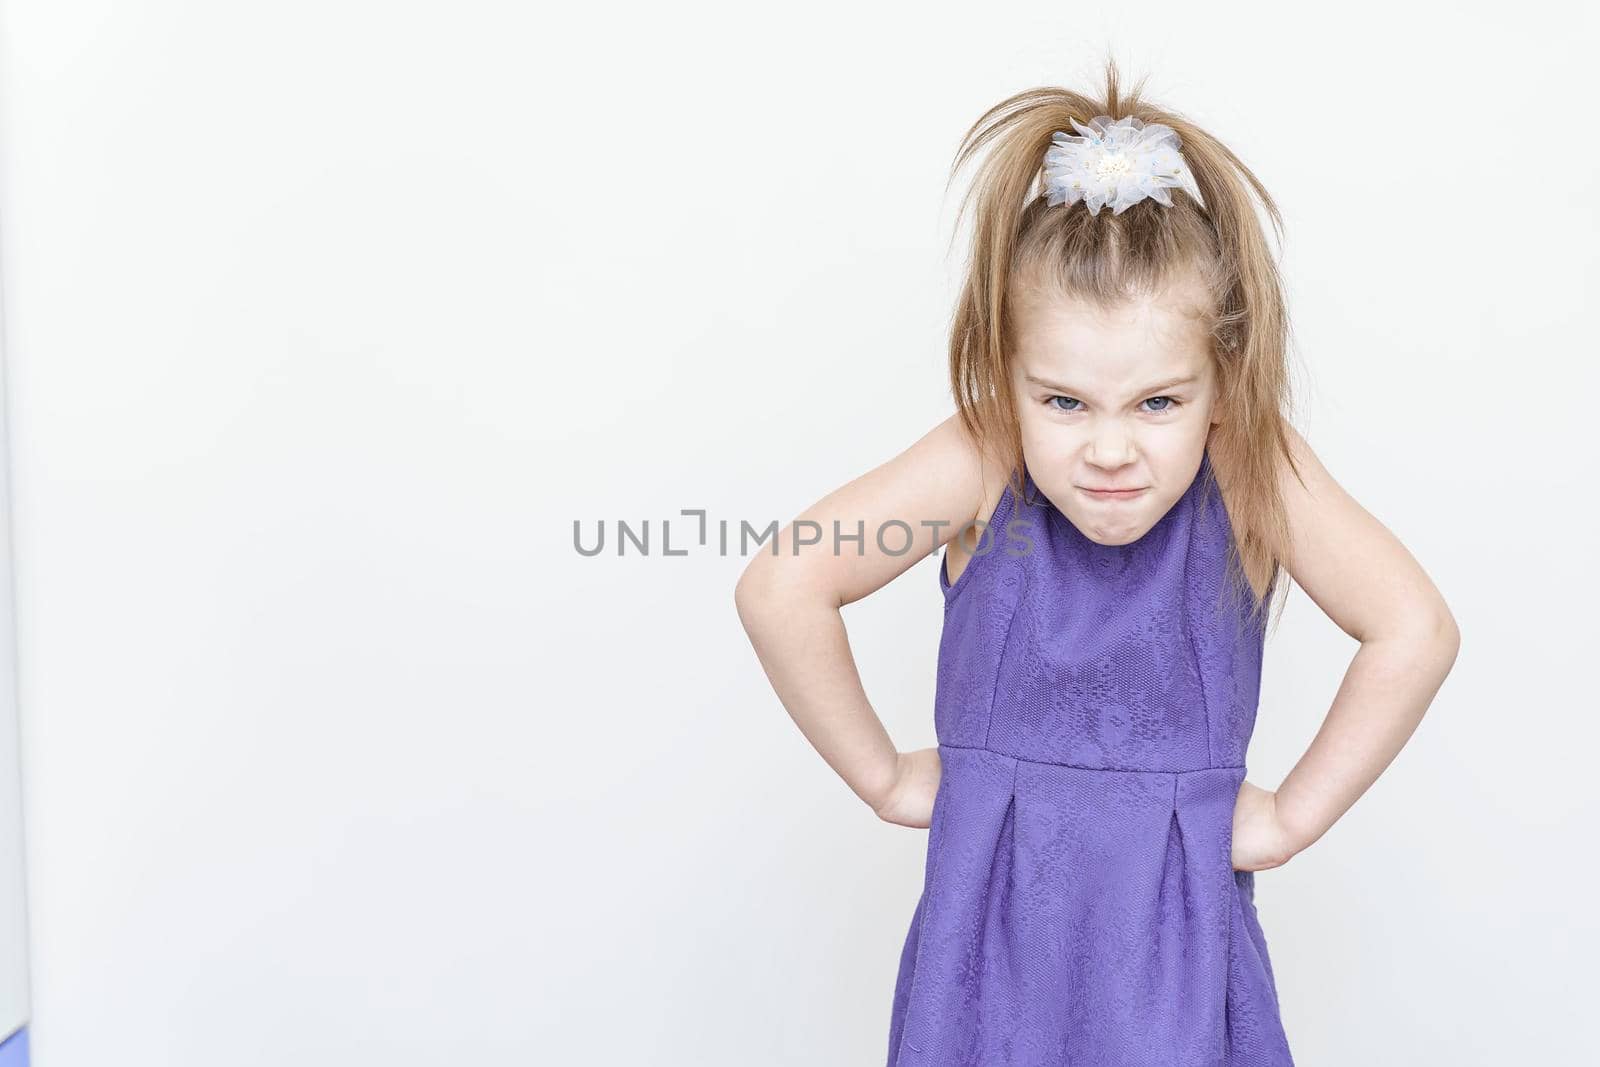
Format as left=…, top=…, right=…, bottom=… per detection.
left=734, top=60, right=1460, bottom=1066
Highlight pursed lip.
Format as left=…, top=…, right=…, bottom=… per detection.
left=1079, top=485, right=1148, bottom=498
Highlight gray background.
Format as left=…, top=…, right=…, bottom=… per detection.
left=1, top=1, right=1595, bottom=1064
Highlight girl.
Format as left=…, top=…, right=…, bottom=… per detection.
left=734, top=60, right=1460, bottom=1066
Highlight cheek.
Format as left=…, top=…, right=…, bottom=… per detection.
left=1020, top=408, right=1074, bottom=452
left=1016, top=398, right=1052, bottom=436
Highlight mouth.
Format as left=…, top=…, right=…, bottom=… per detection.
left=1079, top=486, right=1148, bottom=501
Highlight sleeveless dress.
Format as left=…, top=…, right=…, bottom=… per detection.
left=886, top=449, right=1295, bottom=1066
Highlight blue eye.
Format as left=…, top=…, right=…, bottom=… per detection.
left=1046, top=395, right=1181, bottom=414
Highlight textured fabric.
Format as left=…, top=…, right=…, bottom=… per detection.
left=887, top=449, right=1294, bottom=1066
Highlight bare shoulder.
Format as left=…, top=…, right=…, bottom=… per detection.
left=942, top=418, right=1015, bottom=587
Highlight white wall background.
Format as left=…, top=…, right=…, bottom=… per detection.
left=1, top=1, right=1595, bottom=1064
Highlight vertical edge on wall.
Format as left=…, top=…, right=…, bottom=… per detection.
left=0, top=168, right=32, bottom=1061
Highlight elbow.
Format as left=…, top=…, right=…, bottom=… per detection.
left=736, top=557, right=835, bottom=632
left=1436, top=606, right=1462, bottom=670
left=1403, top=600, right=1461, bottom=675
left=734, top=564, right=766, bottom=629
left=1361, top=596, right=1460, bottom=673
left=1424, top=587, right=1461, bottom=658
left=734, top=557, right=789, bottom=632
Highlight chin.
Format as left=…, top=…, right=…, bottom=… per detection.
left=1073, top=514, right=1153, bottom=546
left=1083, top=527, right=1149, bottom=546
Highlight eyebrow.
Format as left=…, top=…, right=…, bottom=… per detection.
left=1023, top=372, right=1201, bottom=397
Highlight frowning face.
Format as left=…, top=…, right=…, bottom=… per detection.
left=1009, top=274, right=1221, bottom=546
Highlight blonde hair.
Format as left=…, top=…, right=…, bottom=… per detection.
left=944, top=56, right=1304, bottom=631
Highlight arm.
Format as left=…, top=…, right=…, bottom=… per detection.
left=1264, top=424, right=1462, bottom=861
left=733, top=414, right=1001, bottom=821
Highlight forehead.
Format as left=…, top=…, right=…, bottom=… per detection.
left=1011, top=282, right=1212, bottom=385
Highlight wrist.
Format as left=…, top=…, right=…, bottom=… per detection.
left=863, top=751, right=904, bottom=816
left=1270, top=789, right=1324, bottom=858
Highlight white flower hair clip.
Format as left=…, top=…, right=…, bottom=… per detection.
left=1042, top=115, right=1205, bottom=216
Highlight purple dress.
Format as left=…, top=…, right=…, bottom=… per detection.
left=887, top=450, right=1295, bottom=1066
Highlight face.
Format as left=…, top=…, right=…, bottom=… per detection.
left=1010, top=274, right=1220, bottom=546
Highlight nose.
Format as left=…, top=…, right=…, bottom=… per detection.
left=1085, top=420, right=1137, bottom=470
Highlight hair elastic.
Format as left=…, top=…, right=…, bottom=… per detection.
left=1042, top=115, right=1205, bottom=216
